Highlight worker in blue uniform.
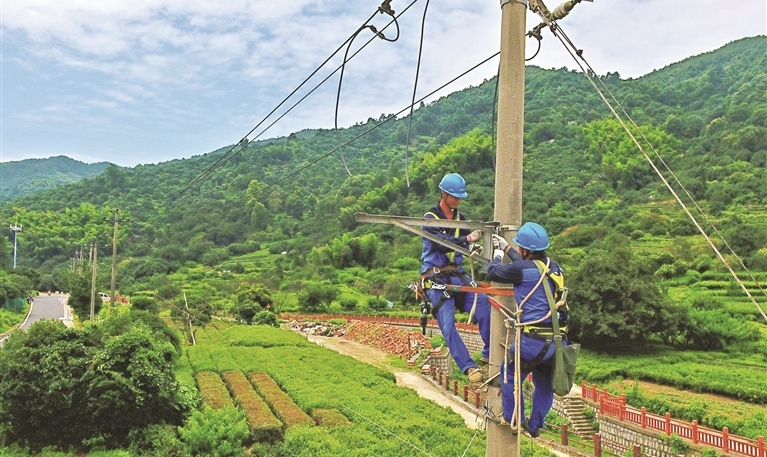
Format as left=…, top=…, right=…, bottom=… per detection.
left=420, top=173, right=490, bottom=383
left=486, top=222, right=568, bottom=438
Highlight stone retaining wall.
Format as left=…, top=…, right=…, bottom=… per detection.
left=599, top=416, right=673, bottom=457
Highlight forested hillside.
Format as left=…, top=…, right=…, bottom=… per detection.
left=0, top=156, right=110, bottom=202
left=0, top=36, right=765, bottom=344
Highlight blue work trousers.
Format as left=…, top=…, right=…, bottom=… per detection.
left=501, top=334, right=566, bottom=432
left=425, top=278, right=490, bottom=373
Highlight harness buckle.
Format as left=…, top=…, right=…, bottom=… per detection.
left=432, top=266, right=441, bottom=275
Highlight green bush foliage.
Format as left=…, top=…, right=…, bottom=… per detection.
left=178, top=405, right=249, bottom=457
left=195, top=371, right=234, bottom=410
left=253, top=310, right=279, bottom=327
left=248, top=371, right=314, bottom=429
left=309, top=408, right=351, bottom=427
left=0, top=319, right=191, bottom=452
left=185, top=325, right=489, bottom=456
left=222, top=371, right=283, bottom=443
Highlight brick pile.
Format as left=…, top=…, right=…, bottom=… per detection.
left=343, top=320, right=432, bottom=359
left=285, top=320, right=346, bottom=337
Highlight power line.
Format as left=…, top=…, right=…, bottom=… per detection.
left=335, top=4, right=401, bottom=178
left=209, top=50, right=499, bottom=216
left=539, top=16, right=767, bottom=321
left=257, top=52, right=500, bottom=196
left=402, top=0, right=430, bottom=188
left=169, top=0, right=418, bottom=202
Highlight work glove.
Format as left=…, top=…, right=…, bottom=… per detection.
left=469, top=243, right=483, bottom=255
left=492, top=234, right=509, bottom=251
left=493, top=249, right=505, bottom=259
left=467, top=230, right=483, bottom=243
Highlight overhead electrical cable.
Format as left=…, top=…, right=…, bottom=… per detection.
left=552, top=25, right=767, bottom=305
left=169, top=0, right=415, bottom=202
left=537, top=16, right=767, bottom=321
left=246, top=0, right=419, bottom=151
left=212, top=51, right=500, bottom=215
left=257, top=52, right=500, bottom=195
left=403, top=0, right=430, bottom=188
left=335, top=1, right=401, bottom=177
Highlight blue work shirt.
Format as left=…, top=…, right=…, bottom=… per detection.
left=420, top=203, right=472, bottom=274
left=486, top=250, right=565, bottom=325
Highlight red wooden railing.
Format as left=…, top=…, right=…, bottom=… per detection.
left=582, top=382, right=766, bottom=457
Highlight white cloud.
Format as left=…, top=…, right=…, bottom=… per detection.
left=1, top=0, right=765, bottom=166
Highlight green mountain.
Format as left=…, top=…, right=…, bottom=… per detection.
left=1, top=36, right=765, bottom=284
left=0, top=156, right=110, bottom=202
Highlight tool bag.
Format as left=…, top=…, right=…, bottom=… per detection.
left=534, top=260, right=580, bottom=397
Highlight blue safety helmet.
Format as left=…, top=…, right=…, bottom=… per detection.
left=513, top=222, right=550, bottom=251
left=439, top=173, right=468, bottom=198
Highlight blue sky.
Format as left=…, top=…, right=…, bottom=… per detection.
left=1, top=0, right=765, bottom=167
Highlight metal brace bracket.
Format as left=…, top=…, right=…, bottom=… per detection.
left=354, top=212, right=500, bottom=265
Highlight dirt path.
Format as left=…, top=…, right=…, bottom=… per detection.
left=305, top=334, right=572, bottom=457
left=306, top=334, right=483, bottom=429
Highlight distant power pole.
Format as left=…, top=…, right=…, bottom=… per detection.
left=10, top=224, right=22, bottom=269
left=89, top=243, right=98, bottom=321
left=107, top=209, right=122, bottom=313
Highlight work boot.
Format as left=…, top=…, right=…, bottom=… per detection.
left=479, top=356, right=489, bottom=365
left=466, top=367, right=484, bottom=383
left=522, top=420, right=541, bottom=438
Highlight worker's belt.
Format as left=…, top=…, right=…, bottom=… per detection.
left=522, top=325, right=567, bottom=337
left=417, top=264, right=515, bottom=304
left=420, top=264, right=460, bottom=280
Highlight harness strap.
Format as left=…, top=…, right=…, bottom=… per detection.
left=424, top=210, right=461, bottom=263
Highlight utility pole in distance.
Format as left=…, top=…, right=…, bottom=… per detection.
left=107, top=209, right=121, bottom=313
left=89, top=243, right=97, bottom=321
left=487, top=0, right=527, bottom=455
left=10, top=223, right=22, bottom=269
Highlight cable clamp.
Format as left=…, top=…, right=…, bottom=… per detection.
left=378, top=0, right=395, bottom=16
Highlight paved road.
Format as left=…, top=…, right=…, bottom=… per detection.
left=0, top=293, right=73, bottom=345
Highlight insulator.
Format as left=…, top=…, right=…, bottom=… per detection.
left=551, top=1, right=575, bottom=20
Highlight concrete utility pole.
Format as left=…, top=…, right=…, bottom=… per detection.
left=487, top=0, right=527, bottom=455
left=108, top=209, right=121, bottom=313
left=89, top=243, right=97, bottom=321
left=10, top=224, right=22, bottom=268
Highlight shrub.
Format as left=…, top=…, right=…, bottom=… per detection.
left=392, top=257, right=421, bottom=271
left=367, top=297, right=388, bottom=311
left=131, top=295, right=159, bottom=313
left=248, top=372, right=314, bottom=429
left=339, top=297, right=358, bottom=311
left=297, top=283, right=339, bottom=312
left=253, top=310, right=278, bottom=327
left=196, top=371, right=233, bottom=410
left=222, top=371, right=283, bottom=443
left=178, top=405, right=249, bottom=457
left=201, top=249, right=229, bottom=267
left=309, top=408, right=351, bottom=427
left=127, top=424, right=187, bottom=457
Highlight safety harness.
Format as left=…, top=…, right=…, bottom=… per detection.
left=506, top=258, right=568, bottom=373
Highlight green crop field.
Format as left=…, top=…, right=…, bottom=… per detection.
left=176, top=321, right=559, bottom=457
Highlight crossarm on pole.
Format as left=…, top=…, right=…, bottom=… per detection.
left=354, top=212, right=501, bottom=265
